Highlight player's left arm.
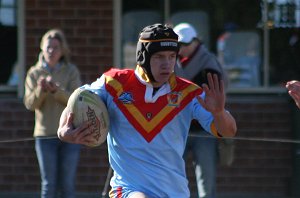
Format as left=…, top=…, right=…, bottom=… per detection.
left=197, top=73, right=237, bottom=137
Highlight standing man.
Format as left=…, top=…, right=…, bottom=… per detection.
left=57, top=23, right=236, bottom=198
left=174, top=23, right=227, bottom=198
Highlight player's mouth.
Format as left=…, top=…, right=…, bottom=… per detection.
left=160, top=72, right=170, bottom=76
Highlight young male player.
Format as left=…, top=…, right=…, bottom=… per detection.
left=58, top=23, right=237, bottom=198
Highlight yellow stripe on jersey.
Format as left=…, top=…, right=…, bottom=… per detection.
left=210, top=122, right=222, bottom=138
left=106, top=74, right=200, bottom=133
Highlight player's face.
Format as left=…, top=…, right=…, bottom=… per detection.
left=150, top=51, right=177, bottom=87
left=42, top=38, right=63, bottom=67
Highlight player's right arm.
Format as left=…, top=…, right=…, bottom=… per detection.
left=57, top=107, right=97, bottom=146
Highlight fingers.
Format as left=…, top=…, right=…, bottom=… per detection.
left=58, top=108, right=96, bottom=145
left=75, top=122, right=90, bottom=137
left=198, top=73, right=226, bottom=115
left=207, top=73, right=215, bottom=90
left=38, top=77, right=47, bottom=91
left=213, top=73, right=219, bottom=91
left=46, top=75, right=52, bottom=82
left=286, top=81, right=300, bottom=92
left=202, top=73, right=223, bottom=92
left=286, top=80, right=299, bottom=86
left=38, top=76, right=46, bottom=84
left=38, top=75, right=58, bottom=93
left=81, top=134, right=98, bottom=146
left=201, top=83, right=209, bottom=93
left=73, top=120, right=97, bottom=143
left=46, top=77, right=58, bottom=93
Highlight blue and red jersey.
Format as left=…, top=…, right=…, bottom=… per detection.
left=82, top=67, right=219, bottom=198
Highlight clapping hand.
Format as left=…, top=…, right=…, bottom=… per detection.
left=37, top=76, right=59, bottom=93
left=45, top=76, right=59, bottom=93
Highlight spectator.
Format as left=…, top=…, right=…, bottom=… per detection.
left=23, top=29, right=82, bottom=198
left=174, top=22, right=227, bottom=198
left=57, top=23, right=237, bottom=198
left=217, top=22, right=238, bottom=65
left=217, top=23, right=261, bottom=87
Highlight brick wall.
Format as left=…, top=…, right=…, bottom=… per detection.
left=186, top=94, right=294, bottom=197
left=219, top=95, right=293, bottom=196
left=0, top=0, right=296, bottom=197
left=0, top=94, right=294, bottom=197
left=0, top=0, right=113, bottom=194
left=25, top=0, right=113, bottom=84
left=0, top=97, right=109, bottom=193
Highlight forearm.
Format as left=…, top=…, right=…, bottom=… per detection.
left=213, top=110, right=237, bottom=137
left=23, top=85, right=48, bottom=110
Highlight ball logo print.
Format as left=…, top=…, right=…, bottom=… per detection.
left=86, top=106, right=100, bottom=142
left=67, top=88, right=109, bottom=147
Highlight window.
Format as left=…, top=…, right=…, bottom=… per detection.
left=120, top=0, right=164, bottom=69
left=115, top=0, right=300, bottom=92
left=0, top=0, right=17, bottom=85
left=0, top=0, right=24, bottom=97
left=0, top=0, right=16, bottom=26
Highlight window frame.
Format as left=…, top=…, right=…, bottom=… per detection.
left=0, top=0, right=24, bottom=98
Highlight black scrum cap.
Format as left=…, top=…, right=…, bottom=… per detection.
left=136, top=23, right=179, bottom=82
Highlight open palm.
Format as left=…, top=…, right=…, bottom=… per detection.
left=197, top=73, right=225, bottom=116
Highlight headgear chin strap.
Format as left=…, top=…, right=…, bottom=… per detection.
left=136, top=23, right=179, bottom=82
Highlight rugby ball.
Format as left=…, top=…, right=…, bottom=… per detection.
left=67, top=88, right=109, bottom=147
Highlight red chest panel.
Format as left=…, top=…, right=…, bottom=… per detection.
left=104, top=68, right=202, bottom=142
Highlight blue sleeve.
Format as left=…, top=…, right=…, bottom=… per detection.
left=81, top=75, right=108, bottom=104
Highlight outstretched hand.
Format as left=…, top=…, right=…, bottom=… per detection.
left=57, top=108, right=98, bottom=146
left=197, top=73, right=225, bottom=116
left=286, top=80, right=300, bottom=109
left=196, top=73, right=237, bottom=137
